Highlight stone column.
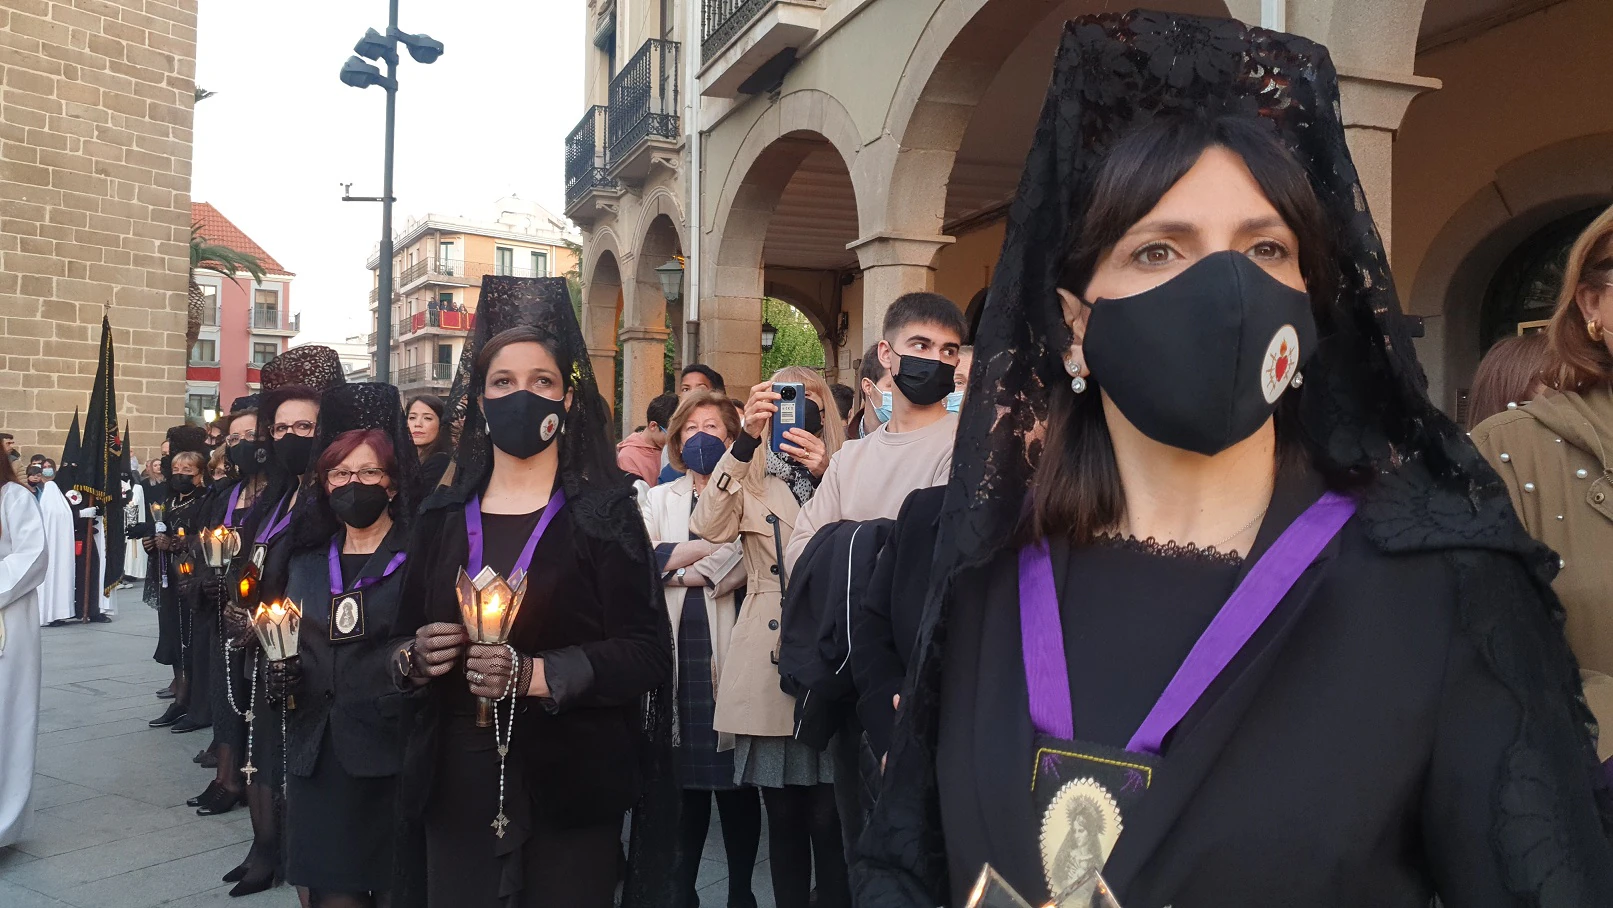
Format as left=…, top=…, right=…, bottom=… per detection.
left=618, top=325, right=670, bottom=436
left=848, top=233, right=956, bottom=349
left=1336, top=67, right=1441, bottom=258
left=587, top=345, right=619, bottom=421
left=700, top=296, right=763, bottom=396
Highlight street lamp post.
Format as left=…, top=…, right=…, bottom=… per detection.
left=340, top=1, right=443, bottom=385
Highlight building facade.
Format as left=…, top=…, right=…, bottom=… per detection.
left=186, top=202, right=297, bottom=421
left=571, top=0, right=1613, bottom=429
left=366, top=196, right=579, bottom=400
left=0, top=0, right=198, bottom=456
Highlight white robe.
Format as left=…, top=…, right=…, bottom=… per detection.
left=35, top=483, right=75, bottom=626
left=122, top=483, right=147, bottom=582
left=94, top=515, right=114, bottom=616
left=0, top=481, right=49, bottom=847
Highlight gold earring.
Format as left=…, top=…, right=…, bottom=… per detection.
left=1588, top=319, right=1605, bottom=342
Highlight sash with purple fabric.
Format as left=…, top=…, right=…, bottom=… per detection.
left=325, top=538, right=407, bottom=643
left=1020, top=491, right=1355, bottom=906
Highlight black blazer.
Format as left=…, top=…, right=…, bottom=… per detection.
left=854, top=494, right=935, bottom=757
left=395, top=487, right=672, bottom=828
left=858, top=480, right=1613, bottom=907
left=283, top=525, right=410, bottom=779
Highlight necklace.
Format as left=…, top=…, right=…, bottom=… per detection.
left=1212, top=507, right=1268, bottom=550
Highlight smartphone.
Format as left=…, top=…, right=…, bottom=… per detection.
left=770, top=382, right=807, bottom=453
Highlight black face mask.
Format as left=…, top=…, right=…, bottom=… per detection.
left=892, top=353, right=956, bottom=407
left=329, top=482, right=392, bottom=529
left=801, top=398, right=823, bottom=437
left=228, top=441, right=268, bottom=476
left=275, top=434, right=315, bottom=475
left=482, top=390, right=566, bottom=460
left=168, top=474, right=196, bottom=494
left=1083, top=251, right=1317, bottom=456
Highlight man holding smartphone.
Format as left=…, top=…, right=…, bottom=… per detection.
left=782, top=292, right=964, bottom=572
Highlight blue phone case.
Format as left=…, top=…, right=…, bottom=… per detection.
left=771, top=382, right=807, bottom=452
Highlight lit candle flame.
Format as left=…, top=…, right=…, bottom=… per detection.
left=482, top=592, right=504, bottom=621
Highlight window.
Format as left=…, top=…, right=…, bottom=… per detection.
left=253, top=288, right=280, bottom=329
left=189, top=338, right=217, bottom=365
left=439, top=291, right=454, bottom=308
left=495, top=246, right=514, bottom=276
left=530, top=250, right=548, bottom=277
left=199, top=285, right=219, bottom=327
left=252, top=342, right=278, bottom=366
left=439, top=241, right=457, bottom=274
left=437, top=343, right=454, bottom=364
left=186, top=393, right=218, bottom=425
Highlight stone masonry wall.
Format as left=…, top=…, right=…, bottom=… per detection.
left=0, top=0, right=197, bottom=460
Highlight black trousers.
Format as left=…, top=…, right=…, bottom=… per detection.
left=189, top=607, right=217, bottom=725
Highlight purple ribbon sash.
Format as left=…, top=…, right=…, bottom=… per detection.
left=225, top=484, right=242, bottom=525
left=328, top=538, right=407, bottom=596
left=260, top=498, right=293, bottom=545
left=1020, top=490, right=1356, bottom=755
left=465, top=487, right=567, bottom=579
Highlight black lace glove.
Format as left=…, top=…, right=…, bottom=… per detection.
left=222, top=602, right=254, bottom=647
left=265, top=657, right=302, bottom=708
left=198, top=573, right=225, bottom=604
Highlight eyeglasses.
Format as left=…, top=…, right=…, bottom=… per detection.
left=325, top=467, right=388, bottom=486
left=225, top=433, right=252, bottom=446
left=271, top=421, right=316, bottom=439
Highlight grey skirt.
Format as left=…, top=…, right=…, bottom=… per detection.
left=732, top=734, right=835, bottom=788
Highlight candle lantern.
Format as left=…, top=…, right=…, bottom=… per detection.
left=251, top=598, right=302, bottom=663
left=454, top=565, right=530, bottom=728
left=964, top=865, right=1124, bottom=908
left=201, top=525, right=242, bottom=571
left=150, top=502, right=167, bottom=534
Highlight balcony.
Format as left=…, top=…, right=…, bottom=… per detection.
left=397, top=308, right=478, bottom=339
left=398, top=257, right=498, bottom=293
left=607, top=39, right=681, bottom=185
left=700, top=0, right=823, bottom=99
left=395, top=362, right=455, bottom=390
left=250, top=307, right=298, bottom=336
left=564, top=106, right=622, bottom=224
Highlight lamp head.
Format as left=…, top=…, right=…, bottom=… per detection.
left=340, top=56, right=392, bottom=90
left=760, top=320, right=778, bottom=352
left=395, top=29, right=444, bottom=64
left=353, top=28, right=395, bottom=64
left=655, top=259, right=684, bottom=304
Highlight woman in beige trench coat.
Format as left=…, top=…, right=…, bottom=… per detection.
left=692, top=366, right=851, bottom=908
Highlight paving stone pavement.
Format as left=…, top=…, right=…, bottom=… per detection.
left=0, top=588, right=773, bottom=907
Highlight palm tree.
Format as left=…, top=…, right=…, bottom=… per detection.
left=188, top=225, right=267, bottom=352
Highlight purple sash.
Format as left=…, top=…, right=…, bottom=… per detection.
left=1020, top=490, right=1356, bottom=755
left=260, top=499, right=293, bottom=545
left=328, top=538, right=407, bottom=595
left=465, top=488, right=566, bottom=579
left=225, top=484, right=242, bottom=525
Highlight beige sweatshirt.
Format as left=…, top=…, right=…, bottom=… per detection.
left=782, top=412, right=958, bottom=575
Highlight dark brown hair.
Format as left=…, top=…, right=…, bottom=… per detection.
left=1467, top=334, right=1549, bottom=430
left=474, top=326, right=573, bottom=392
left=1544, top=204, right=1613, bottom=391
left=405, top=394, right=453, bottom=461
left=1033, top=114, right=1338, bottom=543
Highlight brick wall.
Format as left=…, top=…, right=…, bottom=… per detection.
left=0, top=0, right=197, bottom=461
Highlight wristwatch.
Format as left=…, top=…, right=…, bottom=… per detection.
left=675, top=567, right=687, bottom=582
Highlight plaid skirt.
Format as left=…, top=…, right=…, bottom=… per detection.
left=675, top=587, right=736, bottom=791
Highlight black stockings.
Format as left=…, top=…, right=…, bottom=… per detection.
left=762, top=784, right=849, bottom=908
left=300, top=887, right=388, bottom=908
left=678, top=787, right=761, bottom=907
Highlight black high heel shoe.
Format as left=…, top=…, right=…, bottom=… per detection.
left=229, top=869, right=276, bottom=898
left=187, top=781, right=222, bottom=808
left=196, top=786, right=244, bottom=817
left=221, top=863, right=248, bottom=884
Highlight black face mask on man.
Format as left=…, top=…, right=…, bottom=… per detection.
left=275, top=434, right=315, bottom=475
left=891, top=353, right=956, bottom=407
left=1082, top=250, right=1317, bottom=457
left=482, top=390, right=566, bottom=460
left=329, top=482, right=392, bottom=529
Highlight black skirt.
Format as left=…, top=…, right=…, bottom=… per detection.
left=287, top=733, right=397, bottom=893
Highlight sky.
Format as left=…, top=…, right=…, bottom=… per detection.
left=191, top=1, right=585, bottom=346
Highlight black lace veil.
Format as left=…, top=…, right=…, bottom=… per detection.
left=287, top=381, right=418, bottom=552
left=859, top=10, right=1611, bottom=904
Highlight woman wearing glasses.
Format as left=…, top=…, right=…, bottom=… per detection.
left=219, top=345, right=347, bottom=898
left=275, top=383, right=416, bottom=908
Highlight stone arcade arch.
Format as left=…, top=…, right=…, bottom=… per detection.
left=582, top=229, right=625, bottom=418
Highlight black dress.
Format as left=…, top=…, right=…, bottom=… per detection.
left=283, top=528, right=409, bottom=893
left=205, top=484, right=257, bottom=754
left=396, top=488, right=672, bottom=908
left=151, top=488, right=202, bottom=667
left=860, top=477, right=1613, bottom=907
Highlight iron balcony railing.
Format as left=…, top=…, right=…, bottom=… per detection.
left=397, top=308, right=477, bottom=338
left=565, top=106, right=618, bottom=208
left=395, top=362, right=455, bottom=386
left=608, top=39, right=680, bottom=164
left=251, top=306, right=282, bottom=330
left=702, top=0, right=773, bottom=62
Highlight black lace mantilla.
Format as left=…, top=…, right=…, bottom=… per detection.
left=854, top=11, right=1612, bottom=907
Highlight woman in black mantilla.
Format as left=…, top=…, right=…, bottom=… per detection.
left=391, top=276, right=675, bottom=908
left=855, top=12, right=1613, bottom=908
left=218, top=345, right=347, bottom=899
left=145, top=425, right=209, bottom=729
left=271, top=382, right=418, bottom=907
